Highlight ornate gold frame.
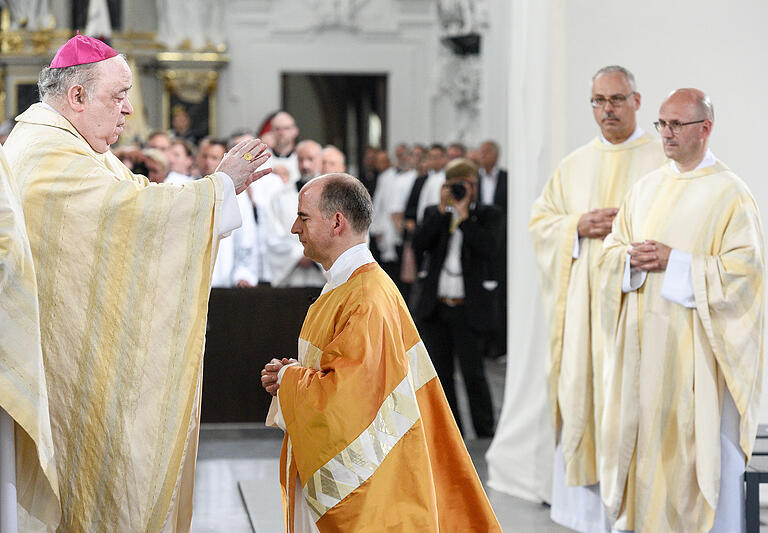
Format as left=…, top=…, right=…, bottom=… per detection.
left=160, top=69, right=220, bottom=136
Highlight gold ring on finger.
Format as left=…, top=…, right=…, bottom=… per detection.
left=243, top=152, right=255, bottom=161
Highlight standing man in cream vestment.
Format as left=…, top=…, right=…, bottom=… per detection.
left=599, top=89, right=763, bottom=533
left=529, top=65, right=665, bottom=532
left=3, top=34, right=270, bottom=532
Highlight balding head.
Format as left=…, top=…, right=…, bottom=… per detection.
left=657, top=88, right=714, bottom=171
left=292, top=173, right=372, bottom=269
left=663, top=88, right=714, bottom=122
left=313, top=173, right=373, bottom=234
left=296, top=139, right=323, bottom=180
left=322, top=145, right=346, bottom=173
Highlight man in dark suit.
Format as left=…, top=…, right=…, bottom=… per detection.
left=477, top=140, right=508, bottom=359
left=412, top=158, right=502, bottom=437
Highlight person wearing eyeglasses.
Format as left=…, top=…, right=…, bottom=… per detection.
left=599, top=88, right=763, bottom=533
left=529, top=65, right=666, bottom=532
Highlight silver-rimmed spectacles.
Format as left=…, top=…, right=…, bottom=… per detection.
left=653, top=119, right=706, bottom=134
left=590, top=92, right=634, bottom=108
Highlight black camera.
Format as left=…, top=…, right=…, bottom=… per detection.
left=450, top=182, right=467, bottom=201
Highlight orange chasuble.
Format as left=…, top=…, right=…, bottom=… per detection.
left=277, top=261, right=500, bottom=532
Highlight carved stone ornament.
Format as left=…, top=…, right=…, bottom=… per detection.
left=162, top=70, right=219, bottom=102
left=2, top=0, right=55, bottom=31
left=305, top=0, right=372, bottom=30
left=438, top=53, right=481, bottom=141
left=437, top=0, right=489, bottom=37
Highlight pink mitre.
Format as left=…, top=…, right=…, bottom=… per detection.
left=50, top=32, right=118, bottom=68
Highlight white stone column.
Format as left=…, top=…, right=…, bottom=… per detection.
left=485, top=0, right=566, bottom=504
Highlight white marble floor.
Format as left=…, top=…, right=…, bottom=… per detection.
left=189, top=427, right=568, bottom=533
left=188, top=353, right=768, bottom=532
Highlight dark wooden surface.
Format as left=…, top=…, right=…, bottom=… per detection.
left=201, top=286, right=321, bottom=423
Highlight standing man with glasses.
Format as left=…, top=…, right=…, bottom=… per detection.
left=530, top=65, right=666, bottom=532
left=599, top=88, right=763, bottom=533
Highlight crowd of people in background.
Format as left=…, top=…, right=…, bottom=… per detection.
left=92, top=110, right=508, bottom=435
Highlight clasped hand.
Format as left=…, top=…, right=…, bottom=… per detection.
left=628, top=240, right=671, bottom=272
left=260, top=357, right=296, bottom=396
left=577, top=207, right=618, bottom=239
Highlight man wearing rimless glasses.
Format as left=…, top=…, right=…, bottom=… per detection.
left=600, top=88, right=764, bottom=532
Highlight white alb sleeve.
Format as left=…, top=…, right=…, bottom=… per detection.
left=622, top=253, right=647, bottom=293
left=660, top=249, right=696, bottom=308
left=572, top=230, right=581, bottom=259
left=214, top=172, right=242, bottom=238
left=272, top=362, right=300, bottom=431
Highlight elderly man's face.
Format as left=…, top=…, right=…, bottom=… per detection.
left=591, top=72, right=639, bottom=144
left=298, top=145, right=323, bottom=180
left=478, top=142, right=498, bottom=169
left=81, top=57, right=134, bottom=153
left=395, top=144, right=409, bottom=167
left=322, top=149, right=346, bottom=173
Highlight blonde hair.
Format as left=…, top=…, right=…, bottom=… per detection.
left=444, top=158, right=478, bottom=181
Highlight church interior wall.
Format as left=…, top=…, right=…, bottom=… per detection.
left=559, top=1, right=767, bottom=198
left=217, top=1, right=442, bottom=150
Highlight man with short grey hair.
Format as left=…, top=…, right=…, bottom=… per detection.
left=321, top=144, right=346, bottom=174
left=477, top=139, right=508, bottom=359
left=4, top=34, right=270, bottom=532
left=530, top=65, right=665, bottom=531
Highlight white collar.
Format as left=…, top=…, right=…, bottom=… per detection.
left=600, top=125, right=644, bottom=145
left=40, top=101, right=61, bottom=115
left=167, top=170, right=190, bottom=179
left=669, top=150, right=717, bottom=173
left=479, top=165, right=498, bottom=178
left=321, top=243, right=375, bottom=295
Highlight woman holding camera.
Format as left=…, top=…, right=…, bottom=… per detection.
left=411, top=157, right=504, bottom=437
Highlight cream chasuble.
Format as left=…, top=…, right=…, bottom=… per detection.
left=599, top=161, right=764, bottom=532
left=0, top=144, right=59, bottom=532
left=529, top=132, right=665, bottom=487
left=4, top=103, right=232, bottom=532
left=274, top=254, right=500, bottom=532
